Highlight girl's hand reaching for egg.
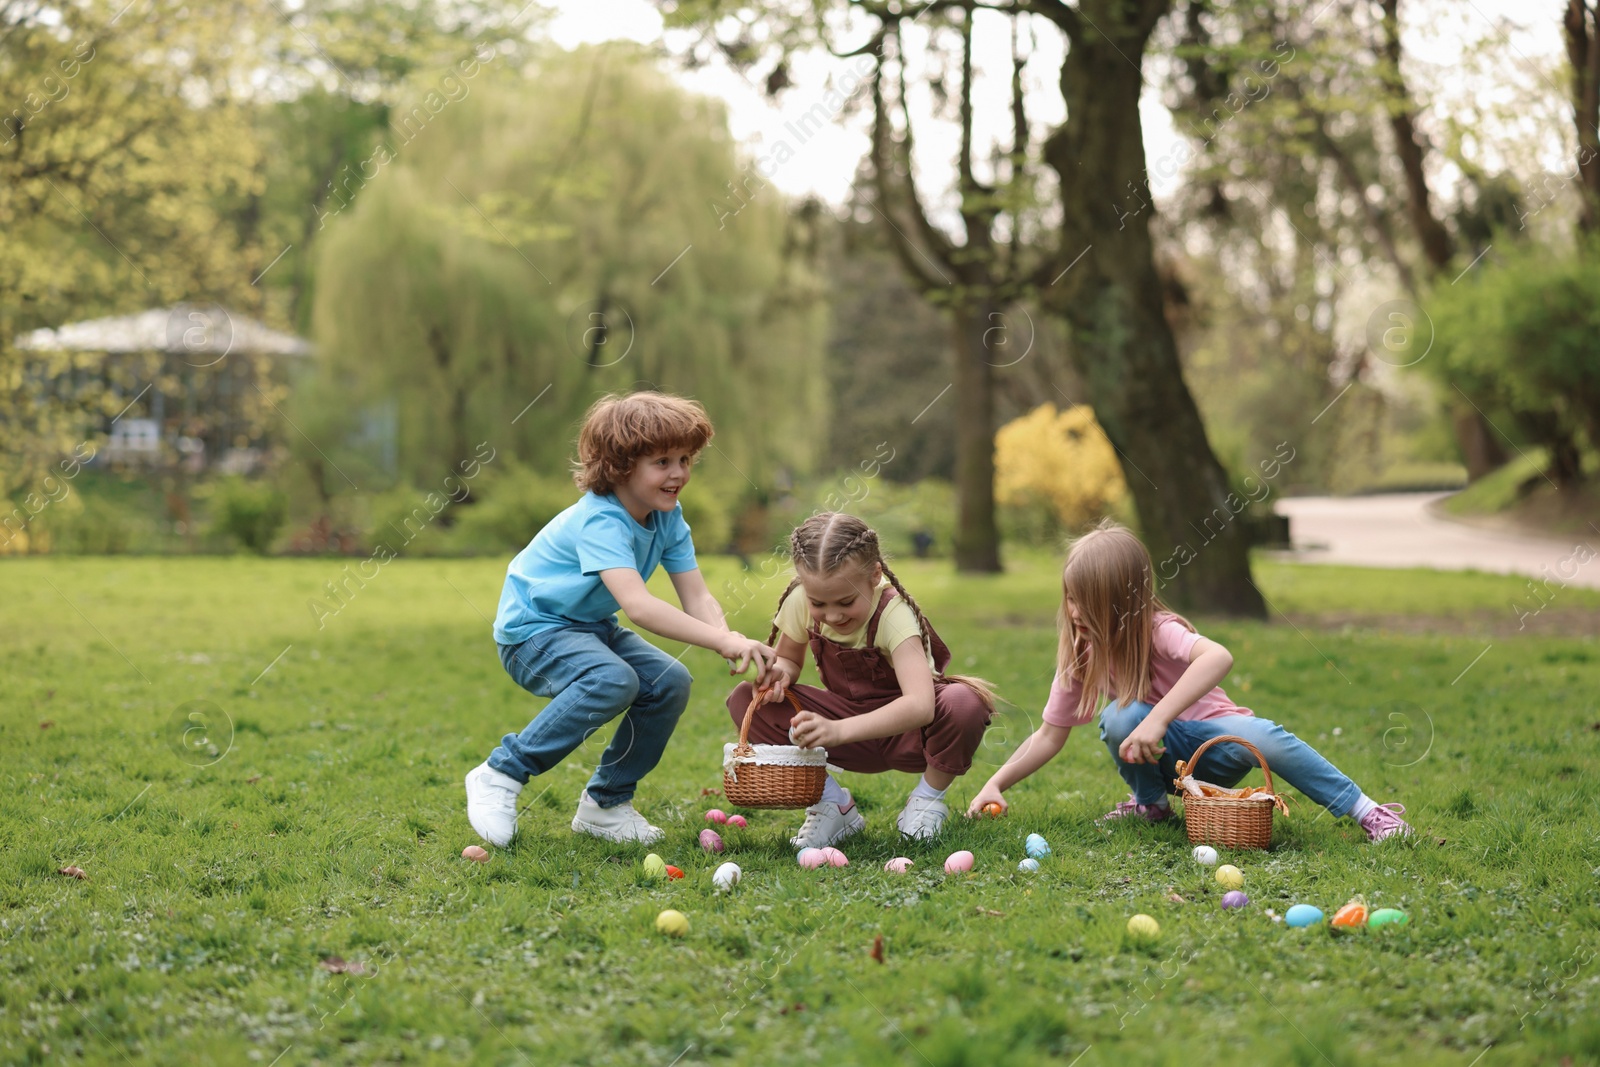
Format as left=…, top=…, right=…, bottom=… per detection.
left=787, top=710, right=840, bottom=749
left=1118, top=721, right=1168, bottom=764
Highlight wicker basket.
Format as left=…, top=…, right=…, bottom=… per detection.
left=1178, top=734, right=1278, bottom=850
left=722, top=690, right=827, bottom=809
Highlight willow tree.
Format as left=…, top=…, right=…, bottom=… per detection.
left=309, top=45, right=828, bottom=496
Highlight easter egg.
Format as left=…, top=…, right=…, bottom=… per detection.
left=820, top=847, right=849, bottom=868
left=1127, top=914, right=1160, bottom=939
left=1285, top=904, right=1324, bottom=928
left=699, top=829, right=725, bottom=853
left=1331, top=900, right=1368, bottom=928
left=664, top=865, right=685, bottom=880
left=643, top=853, right=667, bottom=878
left=711, top=862, right=742, bottom=892
left=725, top=815, right=747, bottom=829
left=655, top=909, right=689, bottom=937
left=797, top=848, right=828, bottom=869
left=1215, top=865, right=1244, bottom=890
left=1367, top=908, right=1409, bottom=928
left=943, top=850, right=975, bottom=874
left=1221, top=890, right=1249, bottom=909
left=461, top=845, right=489, bottom=863
left=1018, top=858, right=1040, bottom=873
left=1192, top=845, right=1218, bottom=866
left=982, top=802, right=1005, bottom=818
left=704, top=809, right=728, bottom=824
left=1024, top=833, right=1051, bottom=859
left=884, top=857, right=914, bottom=873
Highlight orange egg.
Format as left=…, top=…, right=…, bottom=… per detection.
left=982, top=802, right=1005, bottom=818
left=1331, top=900, right=1368, bottom=928
left=462, top=845, right=489, bottom=863
left=665, top=865, right=685, bottom=880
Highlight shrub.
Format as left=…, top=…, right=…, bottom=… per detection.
left=1425, top=245, right=1600, bottom=487
left=994, top=404, right=1128, bottom=544
left=209, top=478, right=287, bottom=555
left=440, top=464, right=579, bottom=555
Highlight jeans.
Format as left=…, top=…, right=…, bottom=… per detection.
left=490, top=619, right=692, bottom=808
left=1098, top=701, right=1361, bottom=816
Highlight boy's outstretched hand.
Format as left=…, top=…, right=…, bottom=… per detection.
left=965, top=783, right=1008, bottom=818
left=720, top=633, right=777, bottom=682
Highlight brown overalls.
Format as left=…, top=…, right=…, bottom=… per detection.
left=725, top=588, right=992, bottom=776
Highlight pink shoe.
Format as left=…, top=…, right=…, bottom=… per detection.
left=1358, top=802, right=1413, bottom=842
left=1100, top=794, right=1173, bottom=823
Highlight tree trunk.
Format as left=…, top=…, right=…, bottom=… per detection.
left=1451, top=404, right=1509, bottom=481
left=950, top=298, right=1001, bottom=572
left=1043, top=0, right=1265, bottom=618
left=1565, top=0, right=1600, bottom=235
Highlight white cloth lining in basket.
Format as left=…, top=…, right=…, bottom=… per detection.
left=722, top=742, right=830, bottom=782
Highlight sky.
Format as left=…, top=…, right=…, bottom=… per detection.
left=543, top=0, right=1571, bottom=211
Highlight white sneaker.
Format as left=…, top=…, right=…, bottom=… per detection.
left=789, top=799, right=866, bottom=850
left=570, top=791, right=665, bottom=845
left=465, top=762, right=523, bottom=847
left=896, top=794, right=949, bottom=840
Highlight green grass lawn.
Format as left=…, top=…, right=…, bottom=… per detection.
left=2, top=553, right=1598, bottom=1065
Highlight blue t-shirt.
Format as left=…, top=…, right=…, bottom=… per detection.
left=492, top=491, right=698, bottom=645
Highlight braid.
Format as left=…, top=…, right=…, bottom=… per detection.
left=767, top=576, right=803, bottom=646
left=879, top=561, right=935, bottom=670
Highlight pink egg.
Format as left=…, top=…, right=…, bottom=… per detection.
left=704, top=809, right=728, bottom=824
left=725, top=815, right=747, bottom=829
left=884, top=857, right=914, bottom=873
left=943, top=850, right=975, bottom=874
left=797, top=848, right=827, bottom=869
left=461, top=845, right=489, bottom=863
left=820, top=847, right=849, bottom=867
left=699, top=828, right=725, bottom=853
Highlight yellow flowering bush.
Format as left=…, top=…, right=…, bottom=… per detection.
left=995, top=403, right=1128, bottom=539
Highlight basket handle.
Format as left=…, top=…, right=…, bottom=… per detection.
left=1182, top=734, right=1276, bottom=796
left=735, top=687, right=804, bottom=753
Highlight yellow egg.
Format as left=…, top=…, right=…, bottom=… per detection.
left=1127, top=914, right=1161, bottom=939
left=655, top=909, right=689, bottom=937
left=643, top=853, right=667, bottom=878
left=1215, top=865, right=1244, bottom=890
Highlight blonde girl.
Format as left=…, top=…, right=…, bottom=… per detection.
left=967, top=521, right=1411, bottom=842
left=726, top=513, right=996, bottom=848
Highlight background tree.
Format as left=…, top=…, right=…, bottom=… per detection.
left=305, top=47, right=830, bottom=511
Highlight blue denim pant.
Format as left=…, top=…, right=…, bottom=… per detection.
left=1098, top=702, right=1361, bottom=816
left=490, top=619, right=692, bottom=807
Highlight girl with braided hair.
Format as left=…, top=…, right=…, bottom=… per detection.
left=726, top=512, right=996, bottom=848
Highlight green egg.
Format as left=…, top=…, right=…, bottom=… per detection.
left=1367, top=908, right=1409, bottom=928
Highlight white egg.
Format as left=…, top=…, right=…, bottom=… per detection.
left=1192, top=845, right=1218, bottom=866
left=712, top=862, right=742, bottom=891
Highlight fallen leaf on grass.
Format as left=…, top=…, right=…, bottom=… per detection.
left=246, top=774, right=262, bottom=784
left=700, top=787, right=722, bottom=796
left=319, top=956, right=369, bottom=975
left=58, top=866, right=86, bottom=880
left=39, top=721, right=54, bottom=730
left=974, top=907, right=1006, bottom=917
left=870, top=934, right=884, bottom=964
left=1167, top=893, right=1186, bottom=904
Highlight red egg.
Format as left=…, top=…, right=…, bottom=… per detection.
left=725, top=814, right=747, bottom=829
left=704, top=809, right=728, bottom=824
left=665, top=865, right=685, bottom=880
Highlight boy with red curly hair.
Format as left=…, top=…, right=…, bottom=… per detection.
left=467, top=391, right=776, bottom=847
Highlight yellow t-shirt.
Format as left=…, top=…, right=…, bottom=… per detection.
left=773, top=578, right=935, bottom=671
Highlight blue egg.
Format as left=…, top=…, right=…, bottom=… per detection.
left=1285, top=904, right=1324, bottom=928
left=1024, top=834, right=1051, bottom=859
left=1018, top=857, right=1040, bottom=872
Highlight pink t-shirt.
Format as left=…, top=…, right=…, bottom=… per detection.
left=1040, top=613, right=1253, bottom=729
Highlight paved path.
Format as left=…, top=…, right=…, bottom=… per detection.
left=1271, top=492, right=1600, bottom=589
